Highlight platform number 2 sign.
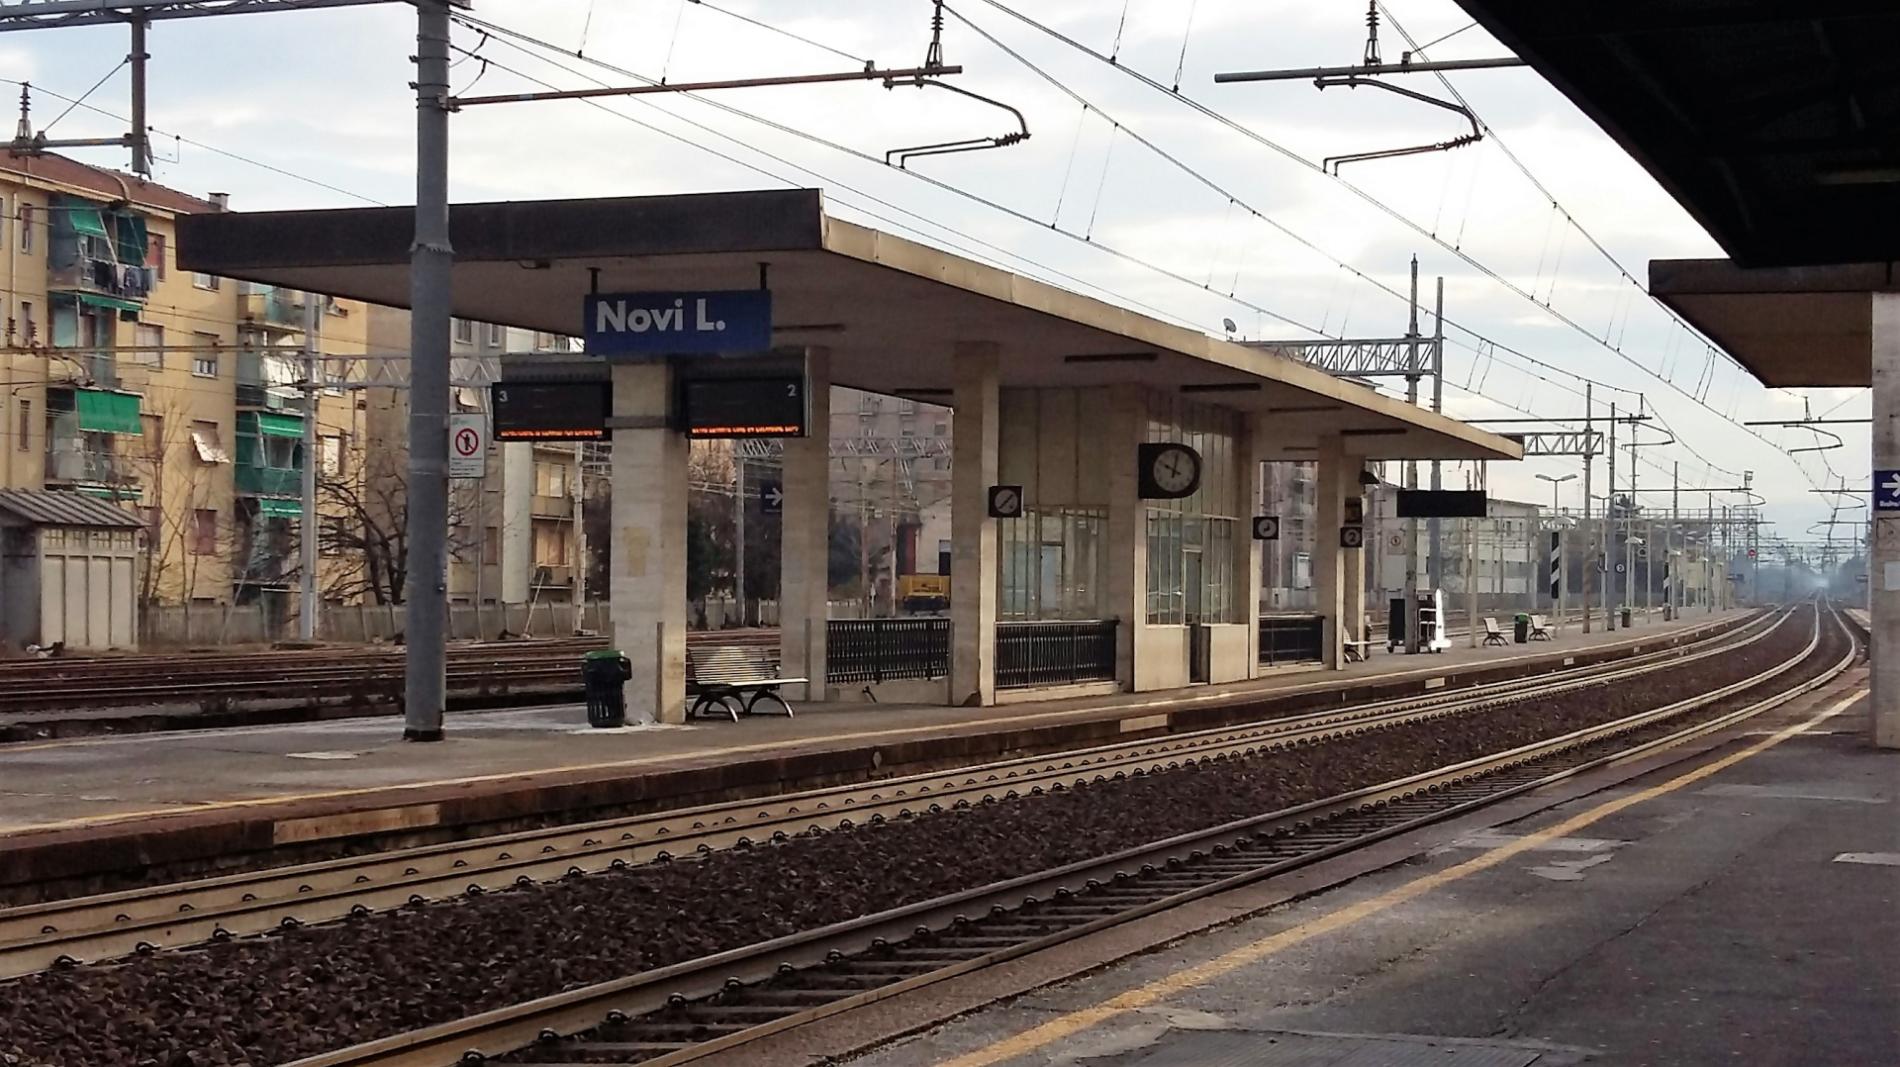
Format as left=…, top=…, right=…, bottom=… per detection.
left=449, top=413, right=488, bottom=480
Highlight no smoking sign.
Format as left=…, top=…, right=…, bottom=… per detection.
left=448, top=413, right=488, bottom=479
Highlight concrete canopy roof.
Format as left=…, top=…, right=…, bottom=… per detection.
left=1650, top=258, right=1899, bottom=388
left=177, top=189, right=1518, bottom=461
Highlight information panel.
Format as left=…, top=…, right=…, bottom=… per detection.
left=679, top=375, right=807, bottom=438
left=491, top=381, right=610, bottom=441
left=1395, top=489, right=1489, bottom=519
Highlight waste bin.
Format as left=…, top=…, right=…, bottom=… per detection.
left=582, top=649, right=632, bottom=728
left=1513, top=612, right=1530, bottom=644
left=1620, top=607, right=1632, bottom=629
left=1664, top=605, right=1674, bottom=621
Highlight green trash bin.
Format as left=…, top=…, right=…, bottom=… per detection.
left=582, top=649, right=631, bottom=728
left=1513, top=612, right=1530, bottom=644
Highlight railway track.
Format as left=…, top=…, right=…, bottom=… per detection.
left=0, top=609, right=1783, bottom=979
left=279, top=601, right=1855, bottom=1067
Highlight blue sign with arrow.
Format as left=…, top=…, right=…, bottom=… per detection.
left=1877, top=470, right=1900, bottom=512
left=584, top=290, right=772, bottom=357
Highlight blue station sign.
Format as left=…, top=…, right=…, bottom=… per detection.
left=584, top=290, right=772, bottom=357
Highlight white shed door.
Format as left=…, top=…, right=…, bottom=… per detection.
left=110, top=557, right=135, bottom=647
left=87, top=556, right=112, bottom=648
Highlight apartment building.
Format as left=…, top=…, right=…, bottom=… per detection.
left=0, top=152, right=368, bottom=610
left=363, top=307, right=585, bottom=608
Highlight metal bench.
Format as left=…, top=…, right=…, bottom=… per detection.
left=1481, top=617, right=1508, bottom=646
left=685, top=646, right=804, bottom=722
left=1530, top=614, right=1555, bottom=640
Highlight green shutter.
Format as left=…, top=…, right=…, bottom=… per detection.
left=76, top=292, right=141, bottom=314
left=66, top=207, right=109, bottom=239
left=255, top=412, right=305, bottom=439
left=114, top=213, right=148, bottom=264
left=256, top=498, right=302, bottom=518
left=74, top=389, right=143, bottom=435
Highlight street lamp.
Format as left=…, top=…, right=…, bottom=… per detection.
left=1535, top=472, right=1577, bottom=514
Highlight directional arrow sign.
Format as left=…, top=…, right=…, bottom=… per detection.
left=1877, top=470, right=1900, bottom=512
left=760, top=480, right=784, bottom=515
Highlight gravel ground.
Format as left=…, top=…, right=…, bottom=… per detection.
left=0, top=608, right=1822, bottom=1067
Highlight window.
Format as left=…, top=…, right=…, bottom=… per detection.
left=858, top=393, right=879, bottom=418
left=14, top=400, right=26, bottom=452
left=1143, top=396, right=1242, bottom=625
left=192, top=331, right=219, bottom=377
left=19, top=301, right=32, bottom=344
left=900, top=397, right=917, bottom=415
left=550, top=335, right=572, bottom=352
left=18, top=204, right=32, bottom=253
left=453, top=318, right=474, bottom=344
left=190, top=420, right=229, bottom=464
left=137, top=506, right=161, bottom=541
left=319, top=435, right=342, bottom=476
left=141, top=415, right=164, bottom=460
left=190, top=509, right=217, bottom=555
left=482, top=525, right=500, bottom=565
left=534, top=460, right=566, bottom=497
left=532, top=519, right=569, bottom=566
left=191, top=271, right=220, bottom=291
left=148, top=233, right=166, bottom=280
left=320, top=515, right=347, bottom=557
left=998, top=507, right=1108, bottom=621
left=134, top=323, right=164, bottom=367
left=485, top=322, right=504, bottom=346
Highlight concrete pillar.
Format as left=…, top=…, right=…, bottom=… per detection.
left=1873, top=293, right=1900, bottom=748
left=950, top=342, right=1000, bottom=706
left=1240, top=415, right=1267, bottom=674
left=499, top=441, right=533, bottom=603
left=609, top=363, right=687, bottom=724
left=1106, top=385, right=1145, bottom=690
left=1315, top=433, right=1347, bottom=669
left=780, top=350, right=831, bottom=701
left=1343, top=457, right=1367, bottom=648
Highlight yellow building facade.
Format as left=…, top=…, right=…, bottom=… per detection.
left=0, top=152, right=369, bottom=613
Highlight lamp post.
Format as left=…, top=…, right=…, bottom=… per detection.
left=1536, top=474, right=1576, bottom=617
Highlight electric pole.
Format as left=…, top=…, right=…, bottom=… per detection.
left=299, top=288, right=321, bottom=640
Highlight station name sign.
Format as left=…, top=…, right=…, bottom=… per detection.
left=584, top=290, right=772, bottom=357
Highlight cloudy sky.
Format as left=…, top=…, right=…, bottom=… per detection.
left=6, top=0, right=1869, bottom=554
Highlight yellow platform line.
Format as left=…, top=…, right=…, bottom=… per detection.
left=935, top=684, right=1867, bottom=1067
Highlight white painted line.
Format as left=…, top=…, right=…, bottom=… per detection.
left=1833, top=852, right=1900, bottom=867
left=285, top=751, right=361, bottom=761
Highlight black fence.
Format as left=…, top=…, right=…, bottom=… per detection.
left=1259, top=614, right=1324, bottom=665
left=996, top=620, right=1119, bottom=689
left=825, top=618, right=950, bottom=684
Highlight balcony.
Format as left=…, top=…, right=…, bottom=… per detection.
left=530, top=494, right=573, bottom=519
left=50, top=256, right=154, bottom=306
left=532, top=564, right=574, bottom=587
left=45, top=443, right=137, bottom=491
left=236, top=463, right=300, bottom=497
left=242, top=289, right=306, bottom=330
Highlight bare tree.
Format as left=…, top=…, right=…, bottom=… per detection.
left=320, top=449, right=474, bottom=605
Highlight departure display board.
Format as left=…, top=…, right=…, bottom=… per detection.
left=1395, top=489, right=1489, bottom=519
left=679, top=375, right=808, bottom=438
left=491, top=381, right=610, bottom=441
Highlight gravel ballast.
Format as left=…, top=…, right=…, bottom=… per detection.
left=0, top=608, right=1828, bottom=1067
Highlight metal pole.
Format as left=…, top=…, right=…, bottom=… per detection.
left=128, top=18, right=150, bottom=176
left=1606, top=402, right=1617, bottom=629
left=734, top=456, right=746, bottom=627
left=1644, top=519, right=1654, bottom=618
left=403, top=0, right=452, bottom=742
left=1402, top=257, right=1420, bottom=652
left=298, top=289, right=320, bottom=640
left=1581, top=383, right=1593, bottom=633
left=1428, top=277, right=1444, bottom=599
left=572, top=446, right=586, bottom=627
left=1625, top=415, right=1637, bottom=624
left=1671, top=461, right=1680, bottom=617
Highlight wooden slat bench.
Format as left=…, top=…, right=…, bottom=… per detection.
left=686, top=646, right=804, bottom=722
left=1530, top=614, right=1556, bottom=640
left=1482, top=617, right=1508, bottom=646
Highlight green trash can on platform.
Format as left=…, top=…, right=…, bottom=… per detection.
left=1513, top=612, right=1530, bottom=644
left=582, top=649, right=632, bottom=728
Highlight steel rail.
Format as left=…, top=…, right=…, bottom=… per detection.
left=282, top=604, right=1849, bottom=1067
left=0, top=613, right=1779, bottom=978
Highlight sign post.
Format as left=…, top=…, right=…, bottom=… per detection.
left=448, top=413, right=487, bottom=480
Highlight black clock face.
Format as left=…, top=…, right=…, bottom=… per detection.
left=1138, top=443, right=1203, bottom=499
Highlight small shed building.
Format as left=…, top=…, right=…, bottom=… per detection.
left=0, top=490, right=144, bottom=651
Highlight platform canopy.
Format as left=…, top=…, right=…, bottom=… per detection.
left=176, top=189, right=1518, bottom=462
left=1452, top=1, right=1900, bottom=389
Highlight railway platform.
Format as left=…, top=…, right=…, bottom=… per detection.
left=0, top=609, right=1748, bottom=900
left=782, top=670, right=1896, bottom=1067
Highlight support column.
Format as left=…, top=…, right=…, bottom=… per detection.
left=1240, top=416, right=1267, bottom=674
left=1107, top=385, right=1145, bottom=690
left=780, top=350, right=831, bottom=701
left=609, top=363, right=687, bottom=724
left=1314, top=433, right=1347, bottom=669
left=1873, top=294, right=1900, bottom=747
left=950, top=343, right=1001, bottom=706
left=499, top=442, right=533, bottom=604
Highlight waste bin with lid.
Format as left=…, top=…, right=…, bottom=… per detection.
left=1513, top=613, right=1530, bottom=644
left=1620, top=607, right=1632, bottom=628
left=582, top=649, right=632, bottom=728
